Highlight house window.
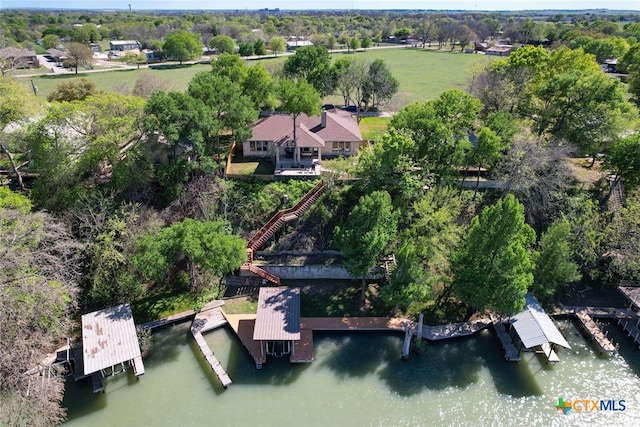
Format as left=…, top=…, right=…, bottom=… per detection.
left=250, top=141, right=269, bottom=152
left=332, top=141, right=351, bottom=152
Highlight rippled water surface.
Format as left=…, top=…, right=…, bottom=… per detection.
left=63, top=320, right=640, bottom=426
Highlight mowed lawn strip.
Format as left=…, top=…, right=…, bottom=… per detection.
left=28, top=48, right=496, bottom=103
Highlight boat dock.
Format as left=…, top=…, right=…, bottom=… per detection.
left=139, top=309, right=196, bottom=331
left=492, top=321, right=521, bottom=361
left=617, top=314, right=640, bottom=347
left=574, top=309, right=617, bottom=354
left=190, top=301, right=232, bottom=388
left=224, top=314, right=493, bottom=368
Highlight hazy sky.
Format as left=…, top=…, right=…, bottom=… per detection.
left=1, top=1, right=639, bottom=11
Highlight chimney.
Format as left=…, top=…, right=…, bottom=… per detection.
left=321, top=111, right=327, bottom=128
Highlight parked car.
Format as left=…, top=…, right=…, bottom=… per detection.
left=341, top=105, right=358, bottom=112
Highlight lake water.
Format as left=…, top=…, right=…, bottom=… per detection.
left=63, top=319, right=640, bottom=427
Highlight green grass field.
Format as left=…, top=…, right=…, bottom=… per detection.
left=29, top=63, right=214, bottom=99
left=28, top=47, right=496, bottom=104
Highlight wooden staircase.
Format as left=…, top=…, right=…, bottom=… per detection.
left=383, top=254, right=397, bottom=285
left=247, top=180, right=327, bottom=252
left=240, top=263, right=282, bottom=286
left=240, top=180, right=328, bottom=286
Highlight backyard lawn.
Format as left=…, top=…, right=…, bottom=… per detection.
left=27, top=47, right=496, bottom=104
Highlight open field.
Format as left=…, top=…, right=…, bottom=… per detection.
left=28, top=63, right=214, bottom=99
left=26, top=47, right=496, bottom=104
left=359, top=116, right=392, bottom=140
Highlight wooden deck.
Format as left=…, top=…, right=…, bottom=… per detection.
left=191, top=300, right=227, bottom=334
left=223, top=313, right=265, bottom=368
left=574, top=310, right=617, bottom=354
left=291, top=329, right=314, bottom=363
left=300, top=317, right=407, bottom=331
left=139, top=309, right=196, bottom=331
left=492, top=322, right=521, bottom=362
left=190, top=301, right=232, bottom=388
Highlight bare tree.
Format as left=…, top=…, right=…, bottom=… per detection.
left=0, top=202, right=82, bottom=426
left=132, top=73, right=173, bottom=99
left=66, top=42, right=93, bottom=74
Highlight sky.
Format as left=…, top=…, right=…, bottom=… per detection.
left=1, top=1, right=639, bottom=11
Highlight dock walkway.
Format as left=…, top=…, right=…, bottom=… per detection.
left=492, top=321, right=521, bottom=361
left=190, top=301, right=232, bottom=388
left=574, top=310, right=617, bottom=354
left=225, top=315, right=493, bottom=368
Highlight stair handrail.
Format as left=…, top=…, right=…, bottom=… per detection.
left=242, top=263, right=281, bottom=285
left=247, top=180, right=327, bottom=250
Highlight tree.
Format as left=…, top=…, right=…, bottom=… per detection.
left=349, top=37, right=361, bottom=52
left=47, top=77, right=97, bottom=102
left=603, top=134, right=640, bottom=192
left=0, top=188, right=81, bottom=426
left=66, top=41, right=93, bottom=74
left=41, top=34, right=60, bottom=49
left=210, top=34, right=236, bottom=55
left=133, top=219, right=247, bottom=293
left=380, top=241, right=434, bottom=312
left=283, top=45, right=334, bottom=96
left=243, top=64, right=276, bottom=110
left=269, top=36, right=285, bottom=56
left=238, top=41, right=254, bottom=57
left=29, top=93, right=146, bottom=209
left=357, top=128, right=422, bottom=205
left=471, top=127, right=504, bottom=197
left=276, top=78, right=321, bottom=166
left=334, top=190, right=397, bottom=307
left=360, top=36, right=372, bottom=51
left=122, top=50, right=146, bottom=69
left=390, top=90, right=481, bottom=185
left=163, top=29, right=202, bottom=64
left=602, top=194, right=640, bottom=281
left=0, top=77, right=41, bottom=190
left=407, top=186, right=464, bottom=276
left=363, top=59, right=399, bottom=110
left=531, top=218, right=580, bottom=301
left=253, top=39, right=267, bottom=56
left=132, top=73, right=173, bottom=99
left=188, top=72, right=257, bottom=174
left=452, top=194, right=536, bottom=315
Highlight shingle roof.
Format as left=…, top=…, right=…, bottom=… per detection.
left=253, top=287, right=301, bottom=341
left=0, top=46, right=36, bottom=58
left=249, top=111, right=362, bottom=146
left=510, top=294, right=571, bottom=349
left=81, top=304, right=143, bottom=375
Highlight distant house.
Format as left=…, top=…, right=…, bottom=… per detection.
left=485, top=45, right=512, bottom=56
left=286, top=38, right=313, bottom=51
left=0, top=46, right=39, bottom=69
left=243, top=110, right=362, bottom=170
left=143, top=49, right=162, bottom=63
left=109, top=40, right=140, bottom=52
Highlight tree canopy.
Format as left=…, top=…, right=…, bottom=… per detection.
left=133, top=219, right=247, bottom=293
left=334, top=190, right=397, bottom=307
left=452, top=194, right=536, bottom=315
left=163, top=29, right=202, bottom=64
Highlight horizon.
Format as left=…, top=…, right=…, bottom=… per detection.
left=2, top=1, right=639, bottom=12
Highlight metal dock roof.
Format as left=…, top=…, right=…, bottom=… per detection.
left=253, top=287, right=301, bottom=341
left=81, top=304, right=143, bottom=376
left=510, top=294, right=571, bottom=350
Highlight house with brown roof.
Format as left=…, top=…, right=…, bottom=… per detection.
left=243, top=110, right=362, bottom=176
left=0, top=46, right=39, bottom=71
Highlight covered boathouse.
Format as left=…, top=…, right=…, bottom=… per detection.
left=509, top=294, right=571, bottom=363
left=81, top=303, right=145, bottom=392
left=252, top=287, right=301, bottom=368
